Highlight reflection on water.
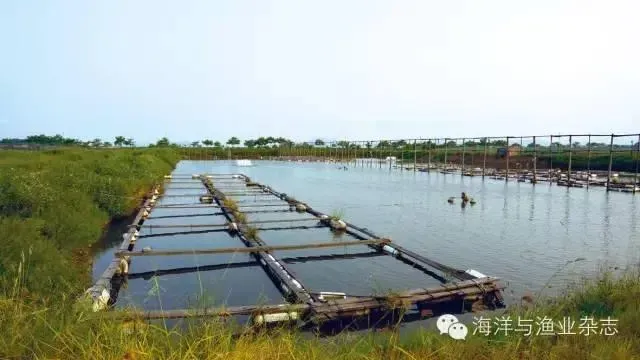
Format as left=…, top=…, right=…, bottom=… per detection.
left=93, top=160, right=640, bottom=311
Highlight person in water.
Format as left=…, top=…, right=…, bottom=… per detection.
left=461, top=192, right=470, bottom=202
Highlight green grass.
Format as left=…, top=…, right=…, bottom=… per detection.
left=330, top=209, right=345, bottom=221
left=0, top=148, right=179, bottom=299
left=1, top=269, right=639, bottom=359
left=1, top=147, right=639, bottom=359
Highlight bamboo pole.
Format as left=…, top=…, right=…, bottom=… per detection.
left=135, top=218, right=318, bottom=229
left=388, top=142, right=392, bottom=171
left=482, top=139, right=487, bottom=178
left=461, top=138, right=466, bottom=176
left=635, top=134, right=639, bottom=194
left=548, top=135, right=553, bottom=181
left=111, top=276, right=502, bottom=320
left=443, top=138, right=448, bottom=169
left=428, top=139, right=432, bottom=169
left=117, top=239, right=391, bottom=257
left=505, top=136, right=510, bottom=182
left=568, top=135, right=573, bottom=184
left=587, top=135, right=592, bottom=188
left=606, top=134, right=614, bottom=191
left=533, top=136, right=537, bottom=184
left=413, top=139, right=417, bottom=172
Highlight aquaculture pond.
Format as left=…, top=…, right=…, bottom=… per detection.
left=93, top=160, right=640, bottom=313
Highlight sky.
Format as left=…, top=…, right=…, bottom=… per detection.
left=1, top=0, right=638, bottom=145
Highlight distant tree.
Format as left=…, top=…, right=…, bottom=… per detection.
left=227, top=137, right=241, bottom=147
left=202, top=139, right=213, bottom=147
left=587, top=142, right=606, bottom=148
left=376, top=141, right=390, bottom=148
left=213, top=141, right=222, bottom=148
left=102, top=141, right=112, bottom=147
left=191, top=141, right=200, bottom=147
left=114, top=136, right=126, bottom=147
left=572, top=142, right=581, bottom=148
left=124, top=138, right=135, bottom=147
left=490, top=140, right=507, bottom=147
left=244, top=139, right=256, bottom=148
left=91, top=138, right=102, bottom=147
left=335, top=140, right=349, bottom=148
left=365, top=141, right=372, bottom=149
left=156, top=137, right=170, bottom=147
left=314, top=139, right=325, bottom=146
left=391, top=140, right=407, bottom=148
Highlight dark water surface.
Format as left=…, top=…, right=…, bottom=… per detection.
left=93, top=160, right=640, bottom=312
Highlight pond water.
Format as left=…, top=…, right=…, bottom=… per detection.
left=92, top=160, right=640, bottom=312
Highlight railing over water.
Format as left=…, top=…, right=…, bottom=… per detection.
left=175, top=133, right=640, bottom=193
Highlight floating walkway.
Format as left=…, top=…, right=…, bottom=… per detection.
left=87, top=173, right=505, bottom=330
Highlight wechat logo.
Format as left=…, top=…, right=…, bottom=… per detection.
left=437, top=314, right=468, bottom=340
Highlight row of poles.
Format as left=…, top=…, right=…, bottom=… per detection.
left=181, top=133, right=639, bottom=192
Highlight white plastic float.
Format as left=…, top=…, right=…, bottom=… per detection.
left=235, top=159, right=253, bottom=167
left=253, top=312, right=299, bottom=325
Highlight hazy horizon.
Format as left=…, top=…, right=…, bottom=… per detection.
left=1, top=1, right=638, bottom=144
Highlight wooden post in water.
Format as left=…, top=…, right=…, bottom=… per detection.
left=482, top=138, right=488, bottom=178
left=549, top=135, right=554, bottom=182
left=533, top=136, right=537, bottom=184
left=388, top=142, right=392, bottom=171
left=587, top=135, right=592, bottom=188
left=461, top=138, right=466, bottom=176
left=505, top=136, right=510, bottom=182
left=606, top=134, right=614, bottom=191
left=413, top=139, right=417, bottom=172
left=567, top=135, right=573, bottom=184
left=634, top=134, right=639, bottom=194
left=428, top=139, right=433, bottom=169
left=443, top=138, right=448, bottom=170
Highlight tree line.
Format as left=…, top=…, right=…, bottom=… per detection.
left=0, top=134, right=134, bottom=148
left=2, top=134, right=637, bottom=151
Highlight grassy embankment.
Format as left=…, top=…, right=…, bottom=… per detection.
left=1, top=148, right=639, bottom=359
